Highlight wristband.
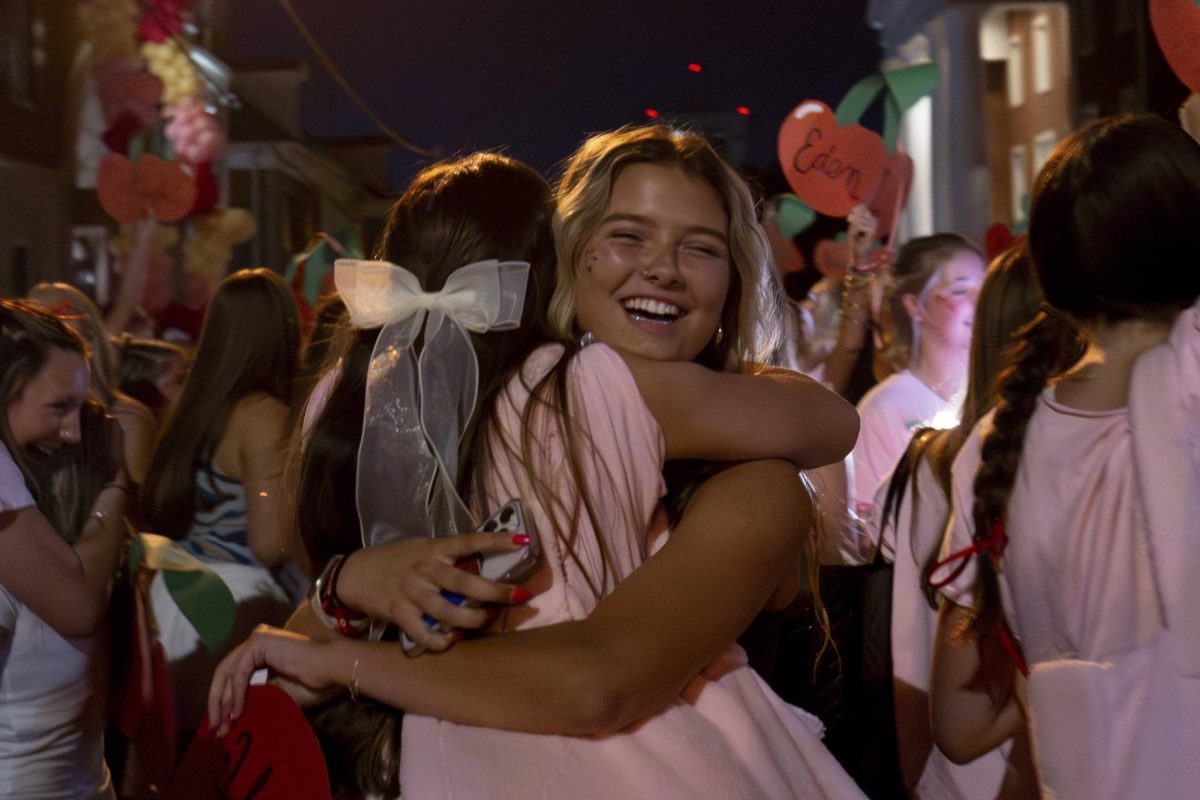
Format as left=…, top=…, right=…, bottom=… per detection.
left=312, top=554, right=369, bottom=637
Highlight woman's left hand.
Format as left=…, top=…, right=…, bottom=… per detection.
left=208, top=624, right=342, bottom=736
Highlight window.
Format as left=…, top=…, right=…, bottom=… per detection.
left=1033, top=130, right=1058, bottom=174
left=1032, top=14, right=1052, bottom=94
left=1007, top=34, right=1025, bottom=107
left=1010, top=146, right=1029, bottom=223
left=0, top=0, right=32, bottom=102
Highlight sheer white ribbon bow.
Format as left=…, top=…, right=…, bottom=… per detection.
left=334, top=258, right=530, bottom=549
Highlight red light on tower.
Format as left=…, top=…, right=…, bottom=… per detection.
left=688, top=63, right=702, bottom=73
left=644, top=108, right=660, bottom=118
left=736, top=106, right=751, bottom=116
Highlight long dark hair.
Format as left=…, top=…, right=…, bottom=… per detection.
left=970, top=114, right=1200, bottom=635
left=142, top=268, right=299, bottom=540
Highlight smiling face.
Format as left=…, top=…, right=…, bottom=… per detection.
left=573, top=163, right=732, bottom=362
left=911, top=250, right=985, bottom=351
left=6, top=347, right=89, bottom=449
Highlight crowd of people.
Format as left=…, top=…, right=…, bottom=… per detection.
left=0, top=113, right=1196, bottom=800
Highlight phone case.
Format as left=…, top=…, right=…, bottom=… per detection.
left=401, top=499, right=539, bottom=656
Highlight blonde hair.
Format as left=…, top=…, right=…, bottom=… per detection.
left=549, top=125, right=787, bottom=372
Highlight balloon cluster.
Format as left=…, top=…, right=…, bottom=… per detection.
left=75, top=0, right=255, bottom=320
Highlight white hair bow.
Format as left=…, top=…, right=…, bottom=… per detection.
left=334, top=258, right=530, bottom=549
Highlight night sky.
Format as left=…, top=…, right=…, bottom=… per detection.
left=225, top=0, right=882, bottom=188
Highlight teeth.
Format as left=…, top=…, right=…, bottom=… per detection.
left=622, top=298, right=682, bottom=318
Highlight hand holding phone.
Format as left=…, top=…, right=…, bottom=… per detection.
left=401, top=499, right=539, bottom=656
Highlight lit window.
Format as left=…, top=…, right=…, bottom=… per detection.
left=1033, top=130, right=1057, bottom=173
left=1007, top=34, right=1024, bottom=108
left=1032, top=14, right=1052, bottom=94
left=1010, top=145, right=1029, bottom=222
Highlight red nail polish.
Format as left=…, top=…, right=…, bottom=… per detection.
left=511, top=587, right=532, bottom=603
left=512, top=533, right=530, bottom=546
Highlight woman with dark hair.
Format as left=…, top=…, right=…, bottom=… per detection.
left=876, top=244, right=1079, bottom=796
left=930, top=115, right=1200, bottom=799
left=849, top=234, right=985, bottom=522
left=0, top=300, right=130, bottom=798
left=141, top=267, right=301, bottom=736
left=212, top=135, right=863, bottom=798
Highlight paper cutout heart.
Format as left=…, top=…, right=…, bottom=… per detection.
left=1150, top=0, right=1200, bottom=93
left=779, top=100, right=887, bottom=218
left=867, top=151, right=914, bottom=239
left=97, top=153, right=197, bottom=223
left=167, top=684, right=331, bottom=800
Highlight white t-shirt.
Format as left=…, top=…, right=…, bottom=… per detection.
left=851, top=370, right=957, bottom=520
left=0, top=441, right=113, bottom=799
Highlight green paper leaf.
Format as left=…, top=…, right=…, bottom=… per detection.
left=835, top=73, right=887, bottom=125
left=775, top=194, right=817, bottom=237
left=881, top=62, right=941, bottom=114
left=163, top=568, right=236, bottom=654
left=882, top=92, right=902, bottom=152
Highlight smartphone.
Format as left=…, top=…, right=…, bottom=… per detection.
left=401, top=499, right=539, bottom=656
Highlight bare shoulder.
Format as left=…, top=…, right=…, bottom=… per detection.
left=229, top=392, right=291, bottom=441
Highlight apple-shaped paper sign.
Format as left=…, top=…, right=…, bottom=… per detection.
left=166, top=684, right=331, bottom=800
left=778, top=100, right=888, bottom=218
left=1150, top=0, right=1200, bottom=93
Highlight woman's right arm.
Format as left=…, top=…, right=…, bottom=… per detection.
left=621, top=356, right=859, bottom=469
left=0, top=481, right=127, bottom=638
left=210, top=458, right=810, bottom=735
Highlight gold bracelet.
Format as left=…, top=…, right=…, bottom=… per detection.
left=349, top=657, right=362, bottom=703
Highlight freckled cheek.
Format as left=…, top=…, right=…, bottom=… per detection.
left=581, top=241, right=641, bottom=286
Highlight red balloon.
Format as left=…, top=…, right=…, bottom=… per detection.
left=778, top=100, right=887, bottom=218
left=1150, top=0, right=1200, bottom=93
